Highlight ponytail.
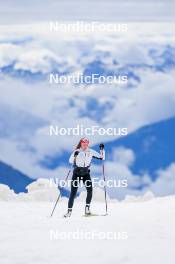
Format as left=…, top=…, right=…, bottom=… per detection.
left=75, top=140, right=81, bottom=150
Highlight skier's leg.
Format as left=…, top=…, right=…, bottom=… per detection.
left=64, top=173, right=79, bottom=217
left=68, top=173, right=79, bottom=209
left=83, top=173, right=93, bottom=214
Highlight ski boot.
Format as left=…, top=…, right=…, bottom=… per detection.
left=64, top=209, right=72, bottom=218
left=85, top=204, right=92, bottom=216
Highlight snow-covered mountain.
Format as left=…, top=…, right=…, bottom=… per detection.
left=0, top=116, right=174, bottom=198
left=105, top=117, right=175, bottom=179
left=39, top=116, right=175, bottom=174
left=0, top=160, right=33, bottom=193
left=1, top=42, right=175, bottom=83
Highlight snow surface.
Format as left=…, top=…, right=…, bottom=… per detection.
left=0, top=179, right=60, bottom=202
left=0, top=194, right=175, bottom=264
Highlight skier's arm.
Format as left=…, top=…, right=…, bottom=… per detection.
left=92, top=149, right=105, bottom=160
left=69, top=151, right=75, bottom=164
left=69, top=150, right=79, bottom=164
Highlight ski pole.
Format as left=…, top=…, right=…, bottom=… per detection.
left=50, top=167, right=72, bottom=217
left=99, top=143, right=108, bottom=215
left=102, top=163, right=108, bottom=215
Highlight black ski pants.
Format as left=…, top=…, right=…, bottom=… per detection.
left=68, top=169, right=93, bottom=209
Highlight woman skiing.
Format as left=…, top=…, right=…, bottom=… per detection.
left=64, top=138, right=105, bottom=217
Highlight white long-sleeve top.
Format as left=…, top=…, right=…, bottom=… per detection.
left=69, top=148, right=105, bottom=167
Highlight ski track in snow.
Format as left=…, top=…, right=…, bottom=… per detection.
left=0, top=196, right=175, bottom=264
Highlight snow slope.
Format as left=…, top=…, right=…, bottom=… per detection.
left=0, top=196, right=174, bottom=264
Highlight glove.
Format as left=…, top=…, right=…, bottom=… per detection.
left=74, top=151, right=79, bottom=157
left=99, top=143, right=104, bottom=150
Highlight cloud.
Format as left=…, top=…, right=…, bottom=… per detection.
left=14, top=49, right=58, bottom=74
left=0, top=43, right=63, bottom=74
left=112, top=147, right=135, bottom=166
left=149, top=163, right=175, bottom=196
left=0, top=43, right=22, bottom=67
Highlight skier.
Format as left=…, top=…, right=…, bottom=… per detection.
left=64, top=138, right=105, bottom=217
